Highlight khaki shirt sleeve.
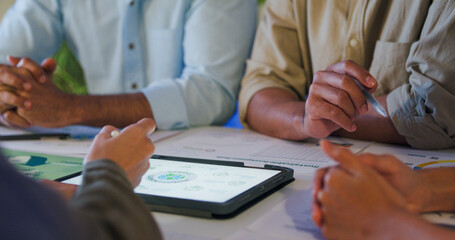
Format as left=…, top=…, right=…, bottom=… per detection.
left=387, top=0, right=455, bottom=150
left=239, top=0, right=308, bottom=128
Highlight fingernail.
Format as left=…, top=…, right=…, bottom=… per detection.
left=351, top=124, right=357, bottom=132
left=366, top=76, right=376, bottom=88
left=24, top=100, right=32, bottom=109
left=110, top=130, right=120, bottom=137
left=23, top=83, right=32, bottom=90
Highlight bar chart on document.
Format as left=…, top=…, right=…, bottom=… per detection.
left=153, top=127, right=372, bottom=174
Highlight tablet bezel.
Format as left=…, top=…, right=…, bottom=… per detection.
left=138, top=155, right=294, bottom=218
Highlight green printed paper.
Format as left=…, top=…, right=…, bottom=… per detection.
left=4, top=149, right=83, bottom=181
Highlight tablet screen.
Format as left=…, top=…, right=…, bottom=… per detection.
left=135, top=159, right=281, bottom=203
left=63, top=158, right=283, bottom=203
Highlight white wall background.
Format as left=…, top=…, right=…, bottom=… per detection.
left=0, top=0, right=15, bottom=20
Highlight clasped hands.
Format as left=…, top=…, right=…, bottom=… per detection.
left=0, top=56, right=71, bottom=128
left=311, top=140, right=432, bottom=239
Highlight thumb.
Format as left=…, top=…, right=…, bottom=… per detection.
left=320, top=140, right=362, bottom=175
left=40, top=58, right=57, bottom=73
left=135, top=118, right=157, bottom=135
left=7, top=56, right=21, bottom=66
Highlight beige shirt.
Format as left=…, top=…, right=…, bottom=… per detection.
left=240, top=0, right=455, bottom=149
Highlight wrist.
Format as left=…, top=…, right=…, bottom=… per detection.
left=415, top=168, right=455, bottom=212
left=293, top=107, right=308, bottom=138
left=69, top=94, right=99, bottom=126
left=417, top=168, right=455, bottom=212
left=414, top=170, right=434, bottom=212
left=39, top=91, right=79, bottom=127
left=61, top=93, right=84, bottom=126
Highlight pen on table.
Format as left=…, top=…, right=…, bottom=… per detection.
left=352, top=78, right=388, bottom=117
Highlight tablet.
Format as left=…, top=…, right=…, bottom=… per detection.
left=3, top=149, right=83, bottom=181
left=64, top=156, right=294, bottom=218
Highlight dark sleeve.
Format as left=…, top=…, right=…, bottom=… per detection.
left=0, top=152, right=161, bottom=240
left=0, top=153, right=79, bottom=240
left=69, top=159, right=163, bottom=240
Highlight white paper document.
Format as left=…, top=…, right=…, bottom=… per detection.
left=149, top=130, right=182, bottom=143
left=154, top=127, right=372, bottom=174
left=242, top=186, right=324, bottom=240
left=225, top=229, right=286, bottom=240
left=163, top=231, right=215, bottom=240
left=363, top=143, right=455, bottom=170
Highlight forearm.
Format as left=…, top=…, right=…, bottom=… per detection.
left=418, top=168, right=455, bottom=212
left=375, top=210, right=455, bottom=240
left=334, top=95, right=407, bottom=145
left=70, top=93, right=154, bottom=128
left=246, top=88, right=309, bottom=140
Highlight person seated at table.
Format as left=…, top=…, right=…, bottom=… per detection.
left=0, top=118, right=163, bottom=239
left=0, top=0, right=256, bottom=130
left=239, top=0, right=455, bottom=149
left=312, top=140, right=455, bottom=240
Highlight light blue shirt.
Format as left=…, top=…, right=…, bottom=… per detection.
left=0, top=0, right=256, bottom=129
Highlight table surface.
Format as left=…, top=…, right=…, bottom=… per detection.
left=3, top=126, right=455, bottom=240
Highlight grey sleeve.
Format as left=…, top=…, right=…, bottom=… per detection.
left=69, top=160, right=162, bottom=240
left=386, top=0, right=455, bottom=150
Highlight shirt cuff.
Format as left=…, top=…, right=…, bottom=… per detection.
left=387, top=84, right=454, bottom=149
left=141, top=79, right=190, bottom=130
